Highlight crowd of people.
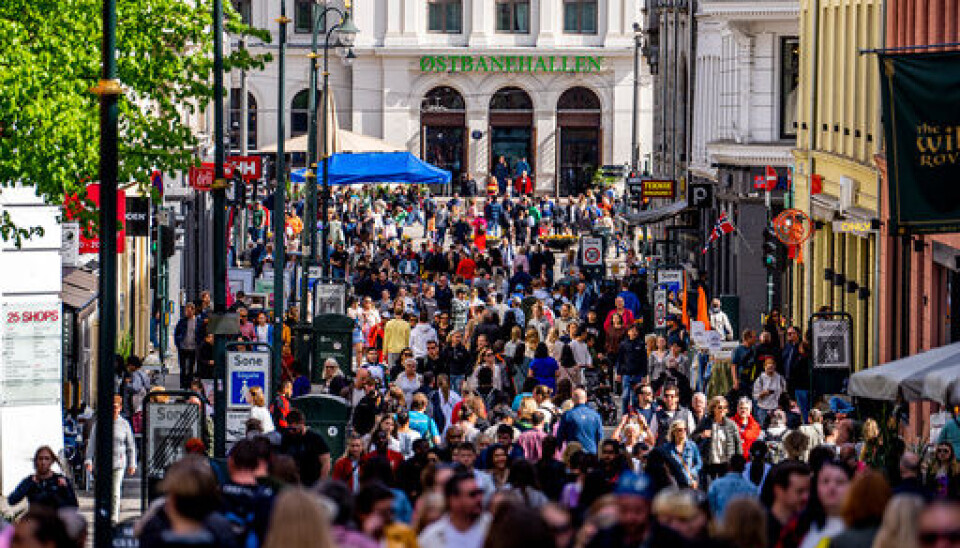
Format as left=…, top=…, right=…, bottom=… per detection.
left=14, top=185, right=960, bottom=548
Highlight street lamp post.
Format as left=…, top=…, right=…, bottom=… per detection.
left=296, top=4, right=356, bottom=372
left=91, top=0, right=120, bottom=541
left=211, top=0, right=229, bottom=459
left=273, top=1, right=289, bottom=389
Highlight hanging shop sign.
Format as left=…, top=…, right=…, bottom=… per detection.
left=419, top=54, right=604, bottom=74
left=878, top=51, right=960, bottom=234
left=227, top=156, right=263, bottom=182
left=640, top=179, right=676, bottom=200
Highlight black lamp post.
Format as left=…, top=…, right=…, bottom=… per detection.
left=296, top=4, right=356, bottom=371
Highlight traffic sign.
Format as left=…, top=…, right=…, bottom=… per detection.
left=689, top=183, right=714, bottom=209
left=654, top=288, right=667, bottom=329
left=226, top=350, right=271, bottom=409
left=580, top=236, right=604, bottom=267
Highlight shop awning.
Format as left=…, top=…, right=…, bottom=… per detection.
left=848, top=341, right=960, bottom=405
left=619, top=200, right=688, bottom=226
left=61, top=267, right=98, bottom=311
left=291, top=152, right=451, bottom=185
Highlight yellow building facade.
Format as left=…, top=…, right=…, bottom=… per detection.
left=790, top=0, right=883, bottom=369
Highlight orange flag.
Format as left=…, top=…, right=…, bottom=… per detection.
left=696, top=286, right=711, bottom=331
left=681, top=273, right=689, bottom=329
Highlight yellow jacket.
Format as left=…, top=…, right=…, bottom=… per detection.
left=383, top=318, right=411, bottom=354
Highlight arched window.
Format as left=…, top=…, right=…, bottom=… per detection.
left=557, top=87, right=601, bottom=196
left=291, top=89, right=310, bottom=138
left=421, top=86, right=467, bottom=185
left=489, top=86, right=533, bottom=111
left=421, top=86, right=465, bottom=112
left=558, top=86, right=601, bottom=111
left=229, top=89, right=257, bottom=151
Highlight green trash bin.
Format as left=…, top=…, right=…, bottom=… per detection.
left=312, top=313, right=354, bottom=381
left=292, top=394, right=351, bottom=460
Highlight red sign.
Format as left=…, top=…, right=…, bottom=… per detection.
left=79, top=183, right=127, bottom=254
left=765, top=165, right=778, bottom=191
left=227, top=155, right=262, bottom=182
left=189, top=163, right=235, bottom=191
left=811, top=173, right=823, bottom=195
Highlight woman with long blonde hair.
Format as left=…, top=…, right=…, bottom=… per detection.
left=263, top=488, right=336, bottom=548
left=870, top=494, right=924, bottom=548
left=524, top=327, right=541, bottom=359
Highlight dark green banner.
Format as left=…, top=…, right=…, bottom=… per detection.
left=879, top=51, right=960, bottom=234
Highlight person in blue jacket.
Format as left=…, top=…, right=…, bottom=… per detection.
left=557, top=388, right=604, bottom=455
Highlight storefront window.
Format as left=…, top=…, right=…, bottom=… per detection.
left=496, top=0, right=530, bottom=33
left=428, top=0, right=463, bottom=34
left=229, top=89, right=257, bottom=151
left=564, top=0, right=598, bottom=34
left=780, top=37, right=800, bottom=140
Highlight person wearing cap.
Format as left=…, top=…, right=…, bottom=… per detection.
left=585, top=471, right=683, bottom=548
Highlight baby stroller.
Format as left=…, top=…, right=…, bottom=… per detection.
left=583, top=366, right=618, bottom=427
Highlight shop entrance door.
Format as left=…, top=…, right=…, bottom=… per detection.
left=490, top=127, right=533, bottom=177
left=559, top=127, right=599, bottom=196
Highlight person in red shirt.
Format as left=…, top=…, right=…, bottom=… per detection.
left=362, top=430, right=404, bottom=471
left=456, top=252, right=477, bottom=281
left=332, top=436, right=365, bottom=491
left=514, top=171, right=533, bottom=195
left=270, top=380, right=293, bottom=430
left=735, top=397, right=762, bottom=457
left=604, top=296, right=636, bottom=331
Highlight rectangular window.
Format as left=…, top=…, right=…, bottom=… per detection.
left=780, top=37, right=800, bottom=140
left=564, top=0, right=597, bottom=34
left=428, top=0, right=462, bottom=33
left=496, top=0, right=530, bottom=33
left=231, top=0, right=251, bottom=24
left=294, top=0, right=313, bottom=34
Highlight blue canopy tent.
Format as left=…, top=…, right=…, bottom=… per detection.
left=290, top=152, right=451, bottom=185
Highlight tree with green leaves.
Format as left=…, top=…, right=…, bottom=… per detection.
left=0, top=0, right=271, bottom=221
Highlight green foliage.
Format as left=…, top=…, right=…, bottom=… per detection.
left=0, top=0, right=271, bottom=211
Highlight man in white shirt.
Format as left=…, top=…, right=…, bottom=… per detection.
left=409, top=312, right=439, bottom=359
left=418, top=472, right=491, bottom=548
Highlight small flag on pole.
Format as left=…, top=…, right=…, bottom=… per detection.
left=702, top=211, right=736, bottom=254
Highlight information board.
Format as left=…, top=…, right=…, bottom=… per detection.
left=0, top=298, right=62, bottom=405
left=145, top=402, right=201, bottom=478
left=812, top=318, right=852, bottom=369
left=314, top=282, right=347, bottom=316
left=226, top=350, right=271, bottom=409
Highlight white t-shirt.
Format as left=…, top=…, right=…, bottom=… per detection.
left=249, top=405, right=275, bottom=433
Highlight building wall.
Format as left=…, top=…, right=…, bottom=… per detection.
left=790, top=0, right=882, bottom=370
left=228, top=0, right=654, bottom=194
left=875, top=0, right=960, bottom=439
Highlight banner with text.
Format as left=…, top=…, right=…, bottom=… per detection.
left=879, top=51, right=960, bottom=234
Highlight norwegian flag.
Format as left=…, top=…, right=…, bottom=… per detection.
left=702, top=211, right=736, bottom=254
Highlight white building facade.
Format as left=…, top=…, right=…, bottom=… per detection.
left=231, top=0, right=653, bottom=196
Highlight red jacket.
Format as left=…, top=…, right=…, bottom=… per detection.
left=737, top=414, right=762, bottom=458
left=362, top=449, right=403, bottom=471
left=515, top=175, right=533, bottom=195
left=333, top=456, right=361, bottom=491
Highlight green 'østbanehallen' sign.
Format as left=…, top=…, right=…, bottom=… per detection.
left=419, top=54, right=604, bottom=74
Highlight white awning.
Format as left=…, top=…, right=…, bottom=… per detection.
left=848, top=341, right=960, bottom=405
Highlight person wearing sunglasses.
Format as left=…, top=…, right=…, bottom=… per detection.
left=418, top=472, right=491, bottom=548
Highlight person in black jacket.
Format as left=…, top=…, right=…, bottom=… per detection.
left=351, top=376, right=383, bottom=437
left=615, top=325, right=649, bottom=415
left=7, top=446, right=78, bottom=510
left=138, top=455, right=239, bottom=548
